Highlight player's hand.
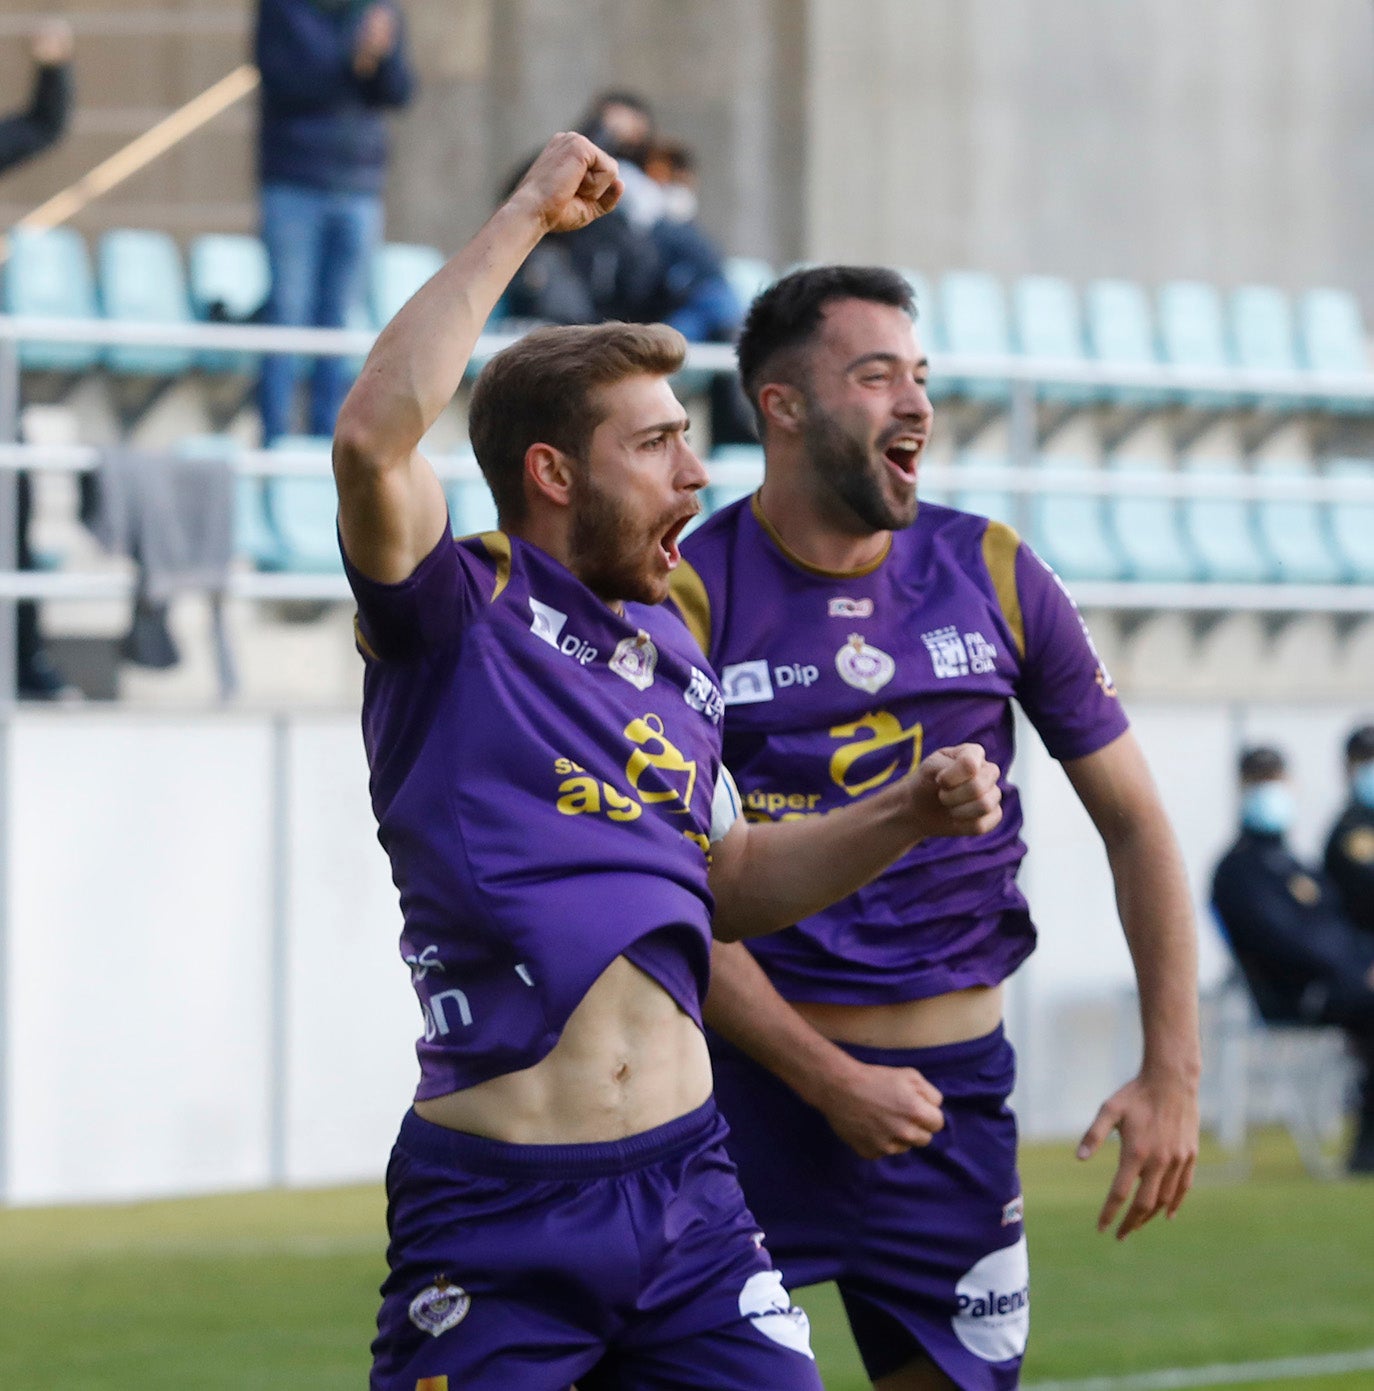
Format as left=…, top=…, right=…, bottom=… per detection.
left=508, top=132, right=623, bottom=236
left=816, top=1060, right=945, bottom=1159
left=353, top=5, right=398, bottom=76
left=31, top=18, right=74, bottom=66
left=907, top=743, right=1002, bottom=839
left=1076, top=1070, right=1199, bottom=1240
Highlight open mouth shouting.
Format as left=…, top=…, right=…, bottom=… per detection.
left=658, top=506, right=699, bottom=570
left=881, top=432, right=925, bottom=482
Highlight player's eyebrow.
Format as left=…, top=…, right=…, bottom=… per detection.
left=630, top=417, right=691, bottom=439
left=844, top=351, right=930, bottom=373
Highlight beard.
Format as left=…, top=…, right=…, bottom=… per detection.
left=569, top=471, right=669, bottom=606
left=801, top=399, right=919, bottom=534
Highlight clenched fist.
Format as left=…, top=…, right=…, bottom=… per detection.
left=907, top=743, right=1002, bottom=839
left=507, top=132, right=623, bottom=237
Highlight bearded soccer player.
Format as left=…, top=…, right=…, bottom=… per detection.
left=669, top=266, right=1201, bottom=1391
left=332, top=139, right=1003, bottom=1391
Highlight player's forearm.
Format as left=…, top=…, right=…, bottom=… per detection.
left=335, top=197, right=547, bottom=469
left=704, top=940, right=864, bottom=1103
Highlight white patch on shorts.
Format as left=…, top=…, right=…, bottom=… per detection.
left=738, top=1269, right=815, bottom=1359
left=408, top=1278, right=471, bottom=1338
left=951, top=1236, right=1030, bottom=1362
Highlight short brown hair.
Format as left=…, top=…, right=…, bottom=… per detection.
left=468, top=322, right=686, bottom=525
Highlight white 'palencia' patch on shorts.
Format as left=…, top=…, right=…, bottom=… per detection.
left=738, top=1269, right=815, bottom=1358
left=952, top=1236, right=1030, bottom=1362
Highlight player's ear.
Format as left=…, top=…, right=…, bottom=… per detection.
left=525, top=443, right=576, bottom=507
left=758, top=382, right=805, bottom=434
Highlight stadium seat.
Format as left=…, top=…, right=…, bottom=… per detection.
left=188, top=233, right=271, bottom=374
left=98, top=228, right=196, bottom=376
left=178, top=433, right=284, bottom=570
left=706, top=443, right=763, bottom=515
left=1323, top=457, right=1374, bottom=583
left=1178, top=456, right=1272, bottom=583
left=1297, top=288, right=1374, bottom=415
left=1083, top=278, right=1170, bottom=406
left=1, top=225, right=101, bottom=372
left=1251, top=457, right=1343, bottom=585
left=369, top=242, right=445, bottom=330
left=263, top=435, right=339, bottom=573
left=1012, top=275, right=1096, bottom=405
left=949, top=453, right=1018, bottom=527
left=1105, top=454, right=1199, bottom=582
left=896, top=268, right=939, bottom=349
left=938, top=270, right=1012, bottom=402
left=1157, top=280, right=1239, bottom=407
left=1229, top=284, right=1306, bottom=409
left=722, top=257, right=775, bottom=314
left=1027, top=454, right=1126, bottom=581
left=447, top=474, right=499, bottom=537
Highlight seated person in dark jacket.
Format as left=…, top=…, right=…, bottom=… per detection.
left=1325, top=724, right=1374, bottom=944
left=1212, top=744, right=1374, bottom=1173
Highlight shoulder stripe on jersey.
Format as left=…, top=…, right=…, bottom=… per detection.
left=981, top=520, right=1025, bottom=659
left=668, top=559, right=712, bottom=654
left=352, top=615, right=380, bottom=662
left=476, top=531, right=512, bottom=601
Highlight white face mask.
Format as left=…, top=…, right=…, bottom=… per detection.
left=1240, top=781, right=1294, bottom=836
left=661, top=184, right=699, bottom=224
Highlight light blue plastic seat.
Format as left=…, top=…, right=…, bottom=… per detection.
left=178, top=433, right=283, bottom=570
left=1252, top=457, right=1343, bottom=585
left=1230, top=285, right=1306, bottom=410
left=1298, top=289, right=1374, bottom=416
left=446, top=475, right=499, bottom=537
left=950, top=453, right=1017, bottom=526
left=938, top=270, right=1012, bottom=403
left=98, top=228, right=196, bottom=376
left=1157, top=280, right=1239, bottom=408
left=1013, top=275, right=1096, bottom=406
left=1084, top=278, right=1170, bottom=407
left=1105, top=455, right=1198, bottom=582
left=1027, top=454, right=1126, bottom=581
left=706, top=443, right=763, bottom=515
left=264, top=435, right=339, bottom=573
left=188, top=233, right=271, bottom=374
left=1325, top=457, right=1374, bottom=582
left=1179, top=456, right=1273, bottom=583
left=722, top=257, right=775, bottom=314
left=370, top=242, right=445, bottom=330
left=1, top=226, right=101, bottom=372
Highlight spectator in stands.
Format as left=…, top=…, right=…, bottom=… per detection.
left=0, top=18, right=77, bottom=700
left=253, top=0, right=414, bottom=444
left=1212, top=745, right=1374, bottom=1174
left=1325, top=724, right=1374, bottom=944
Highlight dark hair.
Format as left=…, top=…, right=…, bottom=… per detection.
left=1346, top=724, right=1374, bottom=763
left=1239, top=745, right=1286, bottom=782
left=467, top=322, right=686, bottom=525
left=735, top=266, right=917, bottom=423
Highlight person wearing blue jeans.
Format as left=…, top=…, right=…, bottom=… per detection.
left=254, top=0, right=415, bottom=443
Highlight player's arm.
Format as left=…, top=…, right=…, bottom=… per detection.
left=705, top=940, right=946, bottom=1158
left=708, top=744, right=1001, bottom=943
left=332, top=132, right=622, bottom=583
left=1063, top=729, right=1201, bottom=1240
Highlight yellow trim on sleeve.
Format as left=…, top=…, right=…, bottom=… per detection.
left=352, top=615, right=379, bottom=662
left=476, top=531, right=512, bottom=600
left=667, top=559, right=713, bottom=654
left=982, top=520, right=1025, bottom=659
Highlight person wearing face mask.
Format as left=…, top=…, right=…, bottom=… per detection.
left=1324, top=724, right=1374, bottom=944
left=1212, top=744, right=1374, bottom=1174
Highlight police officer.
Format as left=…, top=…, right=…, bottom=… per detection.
left=1212, top=745, right=1374, bottom=1174
left=1325, top=724, right=1374, bottom=944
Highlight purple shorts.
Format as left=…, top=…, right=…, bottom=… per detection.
left=709, top=1025, right=1028, bottom=1391
left=371, top=1099, right=823, bottom=1391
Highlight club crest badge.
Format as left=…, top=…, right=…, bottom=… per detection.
left=408, top=1277, right=471, bottom=1338
left=610, top=630, right=657, bottom=690
left=835, top=634, right=895, bottom=694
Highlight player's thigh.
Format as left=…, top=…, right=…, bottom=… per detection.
left=874, top=1353, right=961, bottom=1391
left=582, top=1319, right=824, bottom=1391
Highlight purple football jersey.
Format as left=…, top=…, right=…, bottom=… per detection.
left=673, top=495, right=1128, bottom=1004
left=345, top=528, right=728, bottom=1098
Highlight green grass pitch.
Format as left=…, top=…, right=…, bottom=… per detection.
left=2, top=1132, right=1371, bottom=1390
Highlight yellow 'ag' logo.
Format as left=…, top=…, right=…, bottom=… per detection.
left=829, top=711, right=923, bottom=797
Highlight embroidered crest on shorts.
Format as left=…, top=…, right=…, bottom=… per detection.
left=835, top=634, right=895, bottom=694
left=1001, top=1193, right=1025, bottom=1226
left=738, top=1269, right=815, bottom=1359
left=610, top=630, right=658, bottom=690
left=409, top=1276, right=471, bottom=1338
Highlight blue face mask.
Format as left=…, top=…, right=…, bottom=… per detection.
left=1353, top=762, right=1374, bottom=811
left=1241, top=781, right=1293, bottom=836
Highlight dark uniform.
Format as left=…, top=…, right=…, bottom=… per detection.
left=1325, top=801, right=1374, bottom=943
left=1212, top=829, right=1374, bottom=1171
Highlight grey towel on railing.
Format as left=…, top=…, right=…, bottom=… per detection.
left=86, top=447, right=238, bottom=696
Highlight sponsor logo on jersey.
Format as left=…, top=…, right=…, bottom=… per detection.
left=921, top=625, right=997, bottom=678
left=828, top=596, right=874, bottom=618
left=529, top=597, right=598, bottom=665
left=610, top=630, right=657, bottom=690
left=835, top=634, right=895, bottom=693
left=684, top=665, right=725, bottom=724
left=721, top=659, right=774, bottom=705
left=737, top=1270, right=815, bottom=1359
left=403, top=943, right=443, bottom=983
left=952, top=1237, right=1030, bottom=1362
left=409, top=1277, right=471, bottom=1338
